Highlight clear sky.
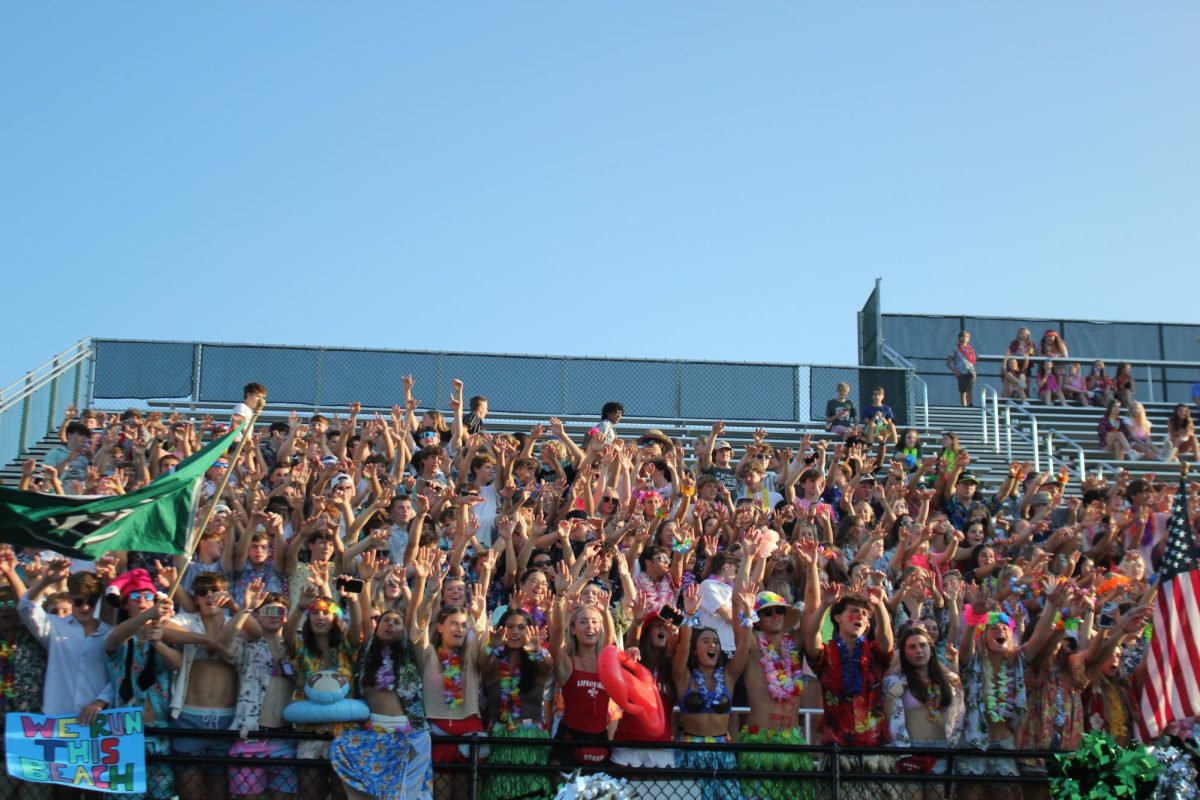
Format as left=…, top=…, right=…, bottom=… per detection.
left=2, top=1, right=1197, bottom=387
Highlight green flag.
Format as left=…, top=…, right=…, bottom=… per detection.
left=0, top=423, right=245, bottom=560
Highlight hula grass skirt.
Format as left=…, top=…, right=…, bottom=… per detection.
left=678, top=735, right=742, bottom=800
left=737, top=726, right=815, bottom=800
left=480, top=722, right=553, bottom=800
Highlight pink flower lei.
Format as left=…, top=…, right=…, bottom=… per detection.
left=758, top=633, right=805, bottom=701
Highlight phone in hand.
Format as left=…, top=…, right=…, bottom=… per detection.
left=336, top=577, right=365, bottom=594
left=658, top=605, right=685, bottom=626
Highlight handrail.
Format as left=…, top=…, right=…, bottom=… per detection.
left=0, top=340, right=91, bottom=403
left=1044, top=427, right=1088, bottom=480
left=881, top=343, right=930, bottom=429
left=976, top=353, right=1200, bottom=369
left=977, top=352, right=1200, bottom=404
left=1004, top=400, right=1041, bottom=472
left=0, top=348, right=93, bottom=415
left=980, top=386, right=1001, bottom=452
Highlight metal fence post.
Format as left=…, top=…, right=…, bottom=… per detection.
left=674, top=363, right=682, bottom=418
left=72, top=357, right=83, bottom=410
left=190, top=343, right=203, bottom=412
left=85, top=343, right=96, bottom=409
left=19, top=373, right=31, bottom=452
left=560, top=358, right=569, bottom=415
left=468, top=737, right=479, bottom=800
left=46, top=358, right=59, bottom=434
left=313, top=349, right=325, bottom=410
left=794, top=365, right=801, bottom=422
left=830, top=743, right=840, bottom=800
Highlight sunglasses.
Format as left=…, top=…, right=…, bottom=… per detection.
left=532, top=561, right=552, bottom=568
left=758, top=606, right=787, bottom=618
left=126, top=590, right=156, bottom=602
left=0, top=600, right=16, bottom=610
left=601, top=496, right=618, bottom=504
left=71, top=596, right=97, bottom=608
left=257, top=606, right=286, bottom=618
left=192, top=587, right=222, bottom=598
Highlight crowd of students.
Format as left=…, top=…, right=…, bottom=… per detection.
left=0, top=373, right=1196, bottom=800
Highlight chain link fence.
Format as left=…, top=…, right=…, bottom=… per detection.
left=117, top=728, right=1051, bottom=800
left=83, top=339, right=914, bottom=427
left=880, top=313, right=1200, bottom=406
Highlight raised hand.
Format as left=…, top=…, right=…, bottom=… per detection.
left=244, top=578, right=267, bottom=611
left=681, top=583, right=701, bottom=616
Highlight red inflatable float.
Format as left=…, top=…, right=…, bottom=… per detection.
left=597, top=644, right=668, bottom=739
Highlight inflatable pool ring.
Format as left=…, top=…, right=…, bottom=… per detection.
left=597, top=644, right=666, bottom=735
left=283, top=669, right=370, bottom=724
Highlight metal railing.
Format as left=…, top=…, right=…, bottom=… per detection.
left=118, top=726, right=1056, bottom=800
left=882, top=343, right=929, bottom=429
left=980, top=386, right=1001, bottom=452
left=976, top=353, right=1200, bottom=405
left=0, top=340, right=93, bottom=470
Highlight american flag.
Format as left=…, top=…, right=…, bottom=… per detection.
left=1138, top=476, right=1200, bottom=741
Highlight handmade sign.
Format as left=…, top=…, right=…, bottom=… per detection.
left=5, top=707, right=146, bottom=794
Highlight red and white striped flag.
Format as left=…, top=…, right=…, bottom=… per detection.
left=1138, top=475, right=1200, bottom=741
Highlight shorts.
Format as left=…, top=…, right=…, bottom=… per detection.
left=228, top=737, right=298, bottom=797
left=957, top=372, right=976, bottom=393
left=172, top=705, right=236, bottom=767
left=428, top=715, right=485, bottom=763
left=956, top=736, right=1019, bottom=777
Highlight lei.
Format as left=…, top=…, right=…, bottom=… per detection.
left=833, top=636, right=867, bottom=698
left=437, top=648, right=465, bottom=710
left=375, top=650, right=396, bottom=690
left=982, top=656, right=1016, bottom=724
left=690, top=667, right=727, bottom=712
left=495, top=651, right=522, bottom=731
left=914, top=674, right=942, bottom=721
left=758, top=633, right=804, bottom=701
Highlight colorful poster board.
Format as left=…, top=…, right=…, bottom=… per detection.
left=5, top=707, right=146, bottom=794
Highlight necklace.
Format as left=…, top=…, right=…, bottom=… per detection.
left=834, top=636, right=867, bottom=697
left=494, top=649, right=521, bottom=730
left=915, top=673, right=942, bottom=721
left=758, top=634, right=804, bottom=701
left=982, top=656, right=1015, bottom=724
left=690, top=667, right=726, bottom=712
left=437, top=647, right=465, bottom=710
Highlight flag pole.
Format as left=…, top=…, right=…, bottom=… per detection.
left=1137, top=460, right=1191, bottom=609
left=166, top=397, right=267, bottom=602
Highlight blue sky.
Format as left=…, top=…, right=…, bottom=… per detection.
left=2, top=1, right=1197, bottom=387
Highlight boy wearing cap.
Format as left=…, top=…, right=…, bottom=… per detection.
left=737, top=551, right=814, bottom=800
left=698, top=421, right=739, bottom=496
left=941, top=453, right=1017, bottom=531
left=800, top=538, right=893, bottom=761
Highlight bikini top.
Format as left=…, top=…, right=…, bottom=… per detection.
left=680, top=668, right=731, bottom=715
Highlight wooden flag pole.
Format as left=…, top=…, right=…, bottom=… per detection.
left=166, top=397, right=266, bottom=602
